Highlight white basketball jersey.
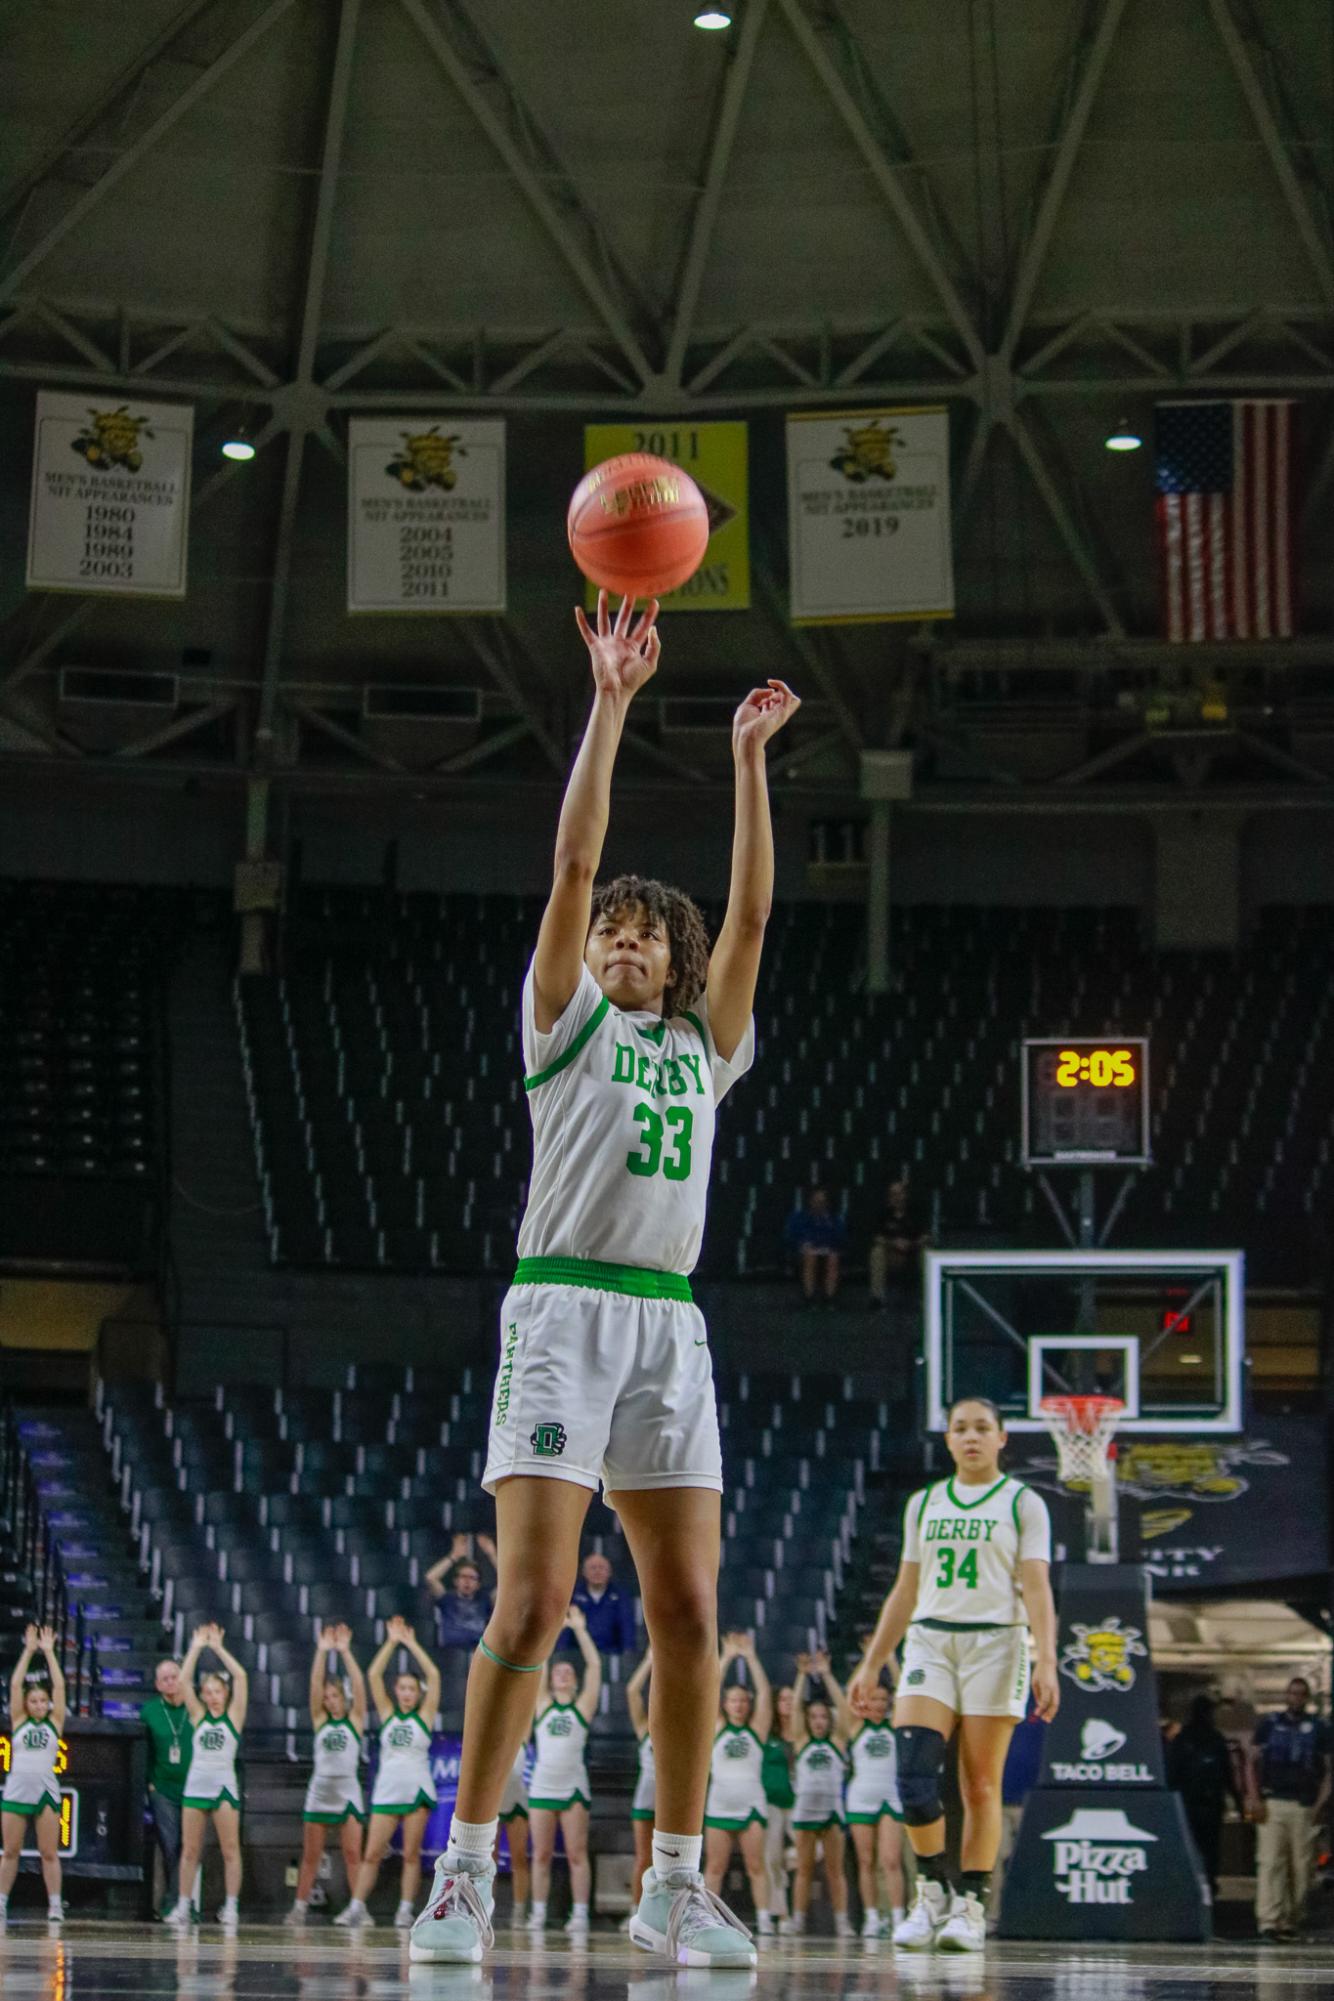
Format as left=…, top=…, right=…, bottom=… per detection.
left=518, top=964, right=754, bottom=1274
left=903, top=1476, right=1051, bottom=1627
left=313, top=1717, right=361, bottom=1786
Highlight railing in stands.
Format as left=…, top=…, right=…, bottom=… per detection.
left=0, top=1400, right=100, bottom=1715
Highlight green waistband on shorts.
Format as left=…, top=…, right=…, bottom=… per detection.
left=513, top=1256, right=693, bottom=1302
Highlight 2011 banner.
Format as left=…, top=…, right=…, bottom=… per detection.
left=582, top=421, right=749, bottom=610
left=26, top=391, right=193, bottom=599
left=786, top=405, right=953, bottom=625
left=347, top=417, right=506, bottom=614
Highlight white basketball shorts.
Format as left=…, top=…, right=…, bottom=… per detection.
left=898, top=1623, right=1032, bottom=1720
left=482, top=1266, right=723, bottom=1499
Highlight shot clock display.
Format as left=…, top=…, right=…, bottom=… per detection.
left=1021, top=1037, right=1150, bottom=1166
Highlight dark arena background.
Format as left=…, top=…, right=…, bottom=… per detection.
left=4, top=1, right=1334, bottom=1998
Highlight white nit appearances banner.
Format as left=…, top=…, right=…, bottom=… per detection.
left=26, top=391, right=193, bottom=598
left=786, top=405, right=953, bottom=625
left=348, top=417, right=505, bottom=614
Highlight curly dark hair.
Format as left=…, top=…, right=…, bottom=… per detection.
left=589, top=873, right=711, bottom=1018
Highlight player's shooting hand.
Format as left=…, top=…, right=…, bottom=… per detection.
left=733, top=679, right=800, bottom=756
left=574, top=590, right=660, bottom=701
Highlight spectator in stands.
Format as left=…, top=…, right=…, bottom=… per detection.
left=784, top=1187, right=847, bottom=1306
left=868, top=1176, right=932, bottom=1311
left=1168, top=1692, right=1242, bottom=1904
left=141, top=1657, right=189, bottom=1918
left=1248, top=1676, right=1332, bottom=1941
left=427, top=1534, right=496, bottom=1652
left=561, top=1552, right=636, bottom=1656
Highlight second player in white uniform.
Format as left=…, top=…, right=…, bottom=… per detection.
left=851, top=1398, right=1059, bottom=1956
left=339, top=1619, right=440, bottom=1931
left=410, top=595, right=799, bottom=1972
left=0, top=1625, right=67, bottom=1923
left=289, top=1625, right=367, bottom=1924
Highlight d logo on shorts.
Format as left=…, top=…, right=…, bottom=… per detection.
left=530, top=1422, right=567, bottom=1457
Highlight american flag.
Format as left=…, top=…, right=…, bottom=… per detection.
left=1154, top=399, right=1296, bottom=642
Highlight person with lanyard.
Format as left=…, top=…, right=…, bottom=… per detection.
left=762, top=1679, right=796, bottom=1929
left=844, top=1672, right=907, bottom=1938
left=167, top=1623, right=249, bottom=1928
left=140, top=1656, right=190, bottom=1919
left=850, top=1396, right=1058, bottom=1955
left=1248, top=1674, right=1332, bottom=1941
left=338, top=1617, right=440, bottom=1928
left=527, top=1604, right=601, bottom=1935
left=787, top=1652, right=852, bottom=1938
left=625, top=1648, right=656, bottom=1917
left=288, top=1625, right=368, bottom=1924
left=406, top=594, right=796, bottom=1971
left=0, top=1625, right=67, bottom=1924
left=704, top=1635, right=773, bottom=1936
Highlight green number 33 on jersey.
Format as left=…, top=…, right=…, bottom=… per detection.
left=626, top=1103, right=694, bottom=1181
left=935, top=1547, right=979, bottom=1592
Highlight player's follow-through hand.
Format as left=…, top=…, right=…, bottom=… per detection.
left=574, top=588, right=660, bottom=700
left=734, top=679, right=800, bottom=754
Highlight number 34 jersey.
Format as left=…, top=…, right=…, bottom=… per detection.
left=903, top=1476, right=1052, bottom=1628
left=518, top=963, right=754, bottom=1276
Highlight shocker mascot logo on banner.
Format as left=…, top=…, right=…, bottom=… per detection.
left=71, top=406, right=155, bottom=473
left=829, top=419, right=902, bottom=484
left=1059, top=1617, right=1148, bottom=1694
left=386, top=426, right=466, bottom=492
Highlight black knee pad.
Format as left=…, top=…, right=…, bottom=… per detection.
left=895, top=1725, right=947, bottom=1826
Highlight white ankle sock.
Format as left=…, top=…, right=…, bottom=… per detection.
left=447, top=1815, right=498, bottom=1866
left=652, top=1831, right=703, bottom=1877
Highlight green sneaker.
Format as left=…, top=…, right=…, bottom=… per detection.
left=407, top=1856, right=496, bottom=1964
left=629, top=1867, right=757, bottom=1967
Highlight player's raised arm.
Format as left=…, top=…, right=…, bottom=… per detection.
left=531, top=591, right=660, bottom=1032
left=707, top=680, right=800, bottom=1062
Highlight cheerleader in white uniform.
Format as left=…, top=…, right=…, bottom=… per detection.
left=287, top=1625, right=367, bottom=1923
left=786, top=1652, right=852, bottom=1938
left=850, top=1396, right=1058, bottom=1955
left=528, top=1604, right=600, bottom=1934
left=339, top=1617, right=441, bottom=1929
left=625, top=1648, right=655, bottom=1910
left=169, top=1623, right=249, bottom=1928
left=0, top=1625, right=67, bottom=1922
left=845, top=1675, right=907, bottom=1937
left=495, top=1734, right=532, bottom=1925
left=704, top=1634, right=773, bottom=1935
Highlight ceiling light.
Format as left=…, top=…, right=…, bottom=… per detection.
left=694, top=9, right=732, bottom=27
left=1179, top=1353, right=1202, bottom=1365
left=1104, top=421, right=1142, bottom=453
left=221, top=425, right=256, bottom=462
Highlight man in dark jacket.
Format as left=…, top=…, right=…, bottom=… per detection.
left=560, top=1552, right=636, bottom=1655
left=1248, top=1676, right=1332, bottom=1940
left=1167, top=1693, right=1242, bottom=1901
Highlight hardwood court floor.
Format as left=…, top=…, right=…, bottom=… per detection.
left=0, top=1922, right=1330, bottom=2001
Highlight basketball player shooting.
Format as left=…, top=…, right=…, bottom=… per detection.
left=409, top=589, right=798, bottom=1966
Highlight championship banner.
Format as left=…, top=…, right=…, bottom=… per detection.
left=786, top=405, right=953, bottom=625
left=348, top=417, right=505, bottom=614
left=583, top=421, right=749, bottom=609
left=26, top=390, right=193, bottom=598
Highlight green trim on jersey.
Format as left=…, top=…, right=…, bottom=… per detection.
left=316, top=1716, right=362, bottom=1743
left=513, top=1256, right=692, bottom=1302
left=529, top=1788, right=591, bottom=1812
left=303, top=1803, right=366, bottom=1826
left=1, top=1792, right=61, bottom=1819
left=684, top=1010, right=710, bottom=1060
left=713, top=1722, right=764, bottom=1750
left=945, top=1475, right=1008, bottom=1511
left=1011, top=1482, right=1028, bottom=1531
left=793, top=1811, right=845, bottom=1832
left=536, top=1699, right=590, bottom=1732
left=523, top=997, right=610, bottom=1092
left=183, top=1788, right=241, bottom=1812
left=704, top=1807, right=767, bottom=1831
left=915, top=1483, right=936, bottom=1528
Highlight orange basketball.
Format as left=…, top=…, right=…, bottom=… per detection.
left=567, top=453, right=710, bottom=599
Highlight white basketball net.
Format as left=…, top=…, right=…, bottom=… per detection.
left=1039, top=1395, right=1124, bottom=1491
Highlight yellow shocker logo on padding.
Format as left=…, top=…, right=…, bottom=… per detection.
left=1059, top=1617, right=1148, bottom=1694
